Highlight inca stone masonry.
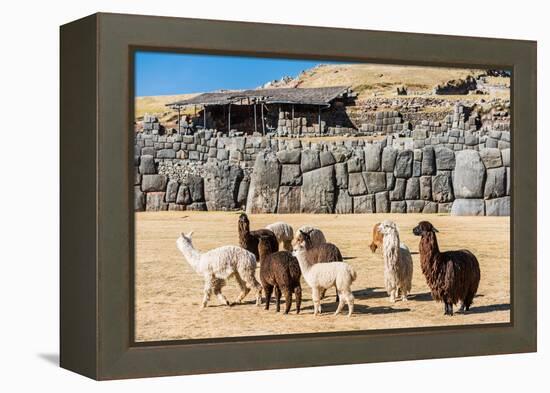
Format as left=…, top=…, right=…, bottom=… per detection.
left=135, top=104, right=511, bottom=216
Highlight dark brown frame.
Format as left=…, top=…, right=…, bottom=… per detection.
left=60, top=12, right=537, bottom=380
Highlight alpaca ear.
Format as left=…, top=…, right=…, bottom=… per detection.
left=186, top=231, right=194, bottom=238
left=432, top=227, right=439, bottom=233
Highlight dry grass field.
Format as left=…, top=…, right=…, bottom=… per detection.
left=135, top=212, right=510, bottom=342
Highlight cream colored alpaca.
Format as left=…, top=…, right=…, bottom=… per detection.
left=378, top=221, right=413, bottom=302
left=265, top=221, right=294, bottom=251
left=293, top=225, right=326, bottom=248
left=176, top=232, right=262, bottom=308
left=293, top=243, right=357, bottom=317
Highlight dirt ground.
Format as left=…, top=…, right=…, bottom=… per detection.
left=135, top=212, right=510, bottom=342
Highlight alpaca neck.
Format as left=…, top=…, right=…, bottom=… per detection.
left=420, top=232, right=440, bottom=266
left=178, top=242, right=202, bottom=271
left=383, top=231, right=400, bottom=266
left=294, top=250, right=312, bottom=277
left=238, top=222, right=250, bottom=244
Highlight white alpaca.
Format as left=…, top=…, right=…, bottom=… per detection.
left=378, top=221, right=413, bottom=302
left=294, top=225, right=326, bottom=248
left=176, top=232, right=262, bottom=308
left=293, top=244, right=357, bottom=317
left=265, top=222, right=294, bottom=251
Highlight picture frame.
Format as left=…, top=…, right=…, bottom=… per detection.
left=60, top=12, right=537, bottom=380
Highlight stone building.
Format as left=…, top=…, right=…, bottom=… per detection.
left=166, top=86, right=357, bottom=136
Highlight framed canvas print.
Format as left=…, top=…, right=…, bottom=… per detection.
left=60, top=13, right=537, bottom=380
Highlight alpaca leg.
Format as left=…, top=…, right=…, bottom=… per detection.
left=344, top=291, right=355, bottom=317
left=401, top=287, right=408, bottom=302
left=264, top=284, right=273, bottom=310
left=283, top=287, right=292, bottom=314
left=389, top=289, right=397, bottom=303
left=444, top=301, right=454, bottom=316
left=233, top=273, right=250, bottom=304
left=320, top=288, right=327, bottom=299
left=312, top=287, right=321, bottom=316
left=274, top=286, right=282, bottom=312
left=213, top=279, right=230, bottom=306
left=202, top=280, right=213, bottom=308
left=334, top=292, right=345, bottom=316
left=294, top=286, right=302, bottom=314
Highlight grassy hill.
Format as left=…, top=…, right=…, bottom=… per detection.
left=135, top=64, right=510, bottom=123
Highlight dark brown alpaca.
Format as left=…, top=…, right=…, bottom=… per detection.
left=294, top=230, right=343, bottom=302
left=413, top=221, right=481, bottom=316
left=258, top=236, right=302, bottom=314
left=238, top=213, right=278, bottom=260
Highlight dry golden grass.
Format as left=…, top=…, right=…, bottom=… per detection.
left=135, top=212, right=510, bottom=342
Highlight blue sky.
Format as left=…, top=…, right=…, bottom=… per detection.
left=135, top=51, right=341, bottom=96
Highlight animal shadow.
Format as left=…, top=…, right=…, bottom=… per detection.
left=462, top=303, right=510, bottom=315
left=353, top=287, right=388, bottom=300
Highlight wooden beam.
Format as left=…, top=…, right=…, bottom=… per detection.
left=228, top=103, right=231, bottom=133
left=254, top=103, right=257, bottom=133
left=261, top=103, right=265, bottom=135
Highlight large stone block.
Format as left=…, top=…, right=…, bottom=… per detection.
left=390, top=178, right=406, bottom=201
left=141, top=174, right=167, bottom=192
left=453, top=150, right=486, bottom=198
left=237, top=178, right=250, bottom=207
left=419, top=176, right=432, bottom=201
left=246, top=152, right=280, bottom=213
left=405, top=177, right=420, bottom=200
left=277, top=186, right=301, bottom=214
left=157, top=149, right=176, bottom=159
left=184, top=175, right=205, bottom=202
left=134, top=186, right=145, bottom=211
left=390, top=201, right=407, bottom=213
left=335, top=162, right=348, bottom=189
left=423, top=201, right=438, bottom=213
left=320, top=151, right=336, bottom=167
left=353, top=194, right=375, bottom=213
left=501, top=148, right=511, bottom=167
left=348, top=172, right=368, bottom=196
left=506, top=167, right=511, bottom=195
left=300, top=165, right=336, bottom=213
left=375, top=191, right=390, bottom=213
left=484, top=167, right=506, bottom=199
left=406, top=200, right=425, bottom=213
left=381, top=147, right=398, bottom=172
left=394, top=150, right=413, bottom=178
left=176, top=185, right=192, bottom=205
left=421, top=146, right=435, bottom=175
left=139, top=155, right=156, bottom=175
left=485, top=196, right=510, bottom=216
left=335, top=189, right=353, bottom=214
left=364, top=172, right=386, bottom=193
left=451, top=199, right=485, bottom=216
left=165, top=180, right=179, bottom=203
left=146, top=192, right=168, bottom=211
left=432, top=173, right=454, bottom=203
left=300, top=149, right=321, bottom=173
left=434, top=146, right=455, bottom=170
left=280, top=164, right=302, bottom=186
left=276, top=149, right=301, bottom=164
left=347, top=156, right=363, bottom=173
left=479, top=148, right=502, bottom=168
left=438, top=202, right=453, bottom=214
left=205, top=164, right=244, bottom=211
left=364, top=143, right=382, bottom=171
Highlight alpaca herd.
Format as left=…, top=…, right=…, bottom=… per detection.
left=176, top=214, right=482, bottom=318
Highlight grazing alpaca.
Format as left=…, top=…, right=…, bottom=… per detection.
left=378, top=221, right=413, bottom=302
left=176, top=232, right=262, bottom=308
left=413, top=221, right=481, bottom=316
left=369, top=222, right=384, bottom=253
left=294, top=241, right=357, bottom=317
left=293, top=225, right=326, bottom=248
left=293, top=230, right=343, bottom=302
left=238, top=213, right=278, bottom=260
left=258, top=236, right=302, bottom=314
left=265, top=221, right=294, bottom=251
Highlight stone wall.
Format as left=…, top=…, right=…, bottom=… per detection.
left=134, top=130, right=510, bottom=216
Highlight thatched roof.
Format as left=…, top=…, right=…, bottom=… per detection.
left=167, top=86, right=353, bottom=107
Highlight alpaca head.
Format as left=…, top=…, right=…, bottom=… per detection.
left=378, top=220, right=398, bottom=236
left=413, top=221, right=438, bottom=237
left=369, top=243, right=378, bottom=253
left=258, top=235, right=276, bottom=258
left=176, top=231, right=194, bottom=251
left=238, top=213, right=250, bottom=233
left=293, top=229, right=312, bottom=251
